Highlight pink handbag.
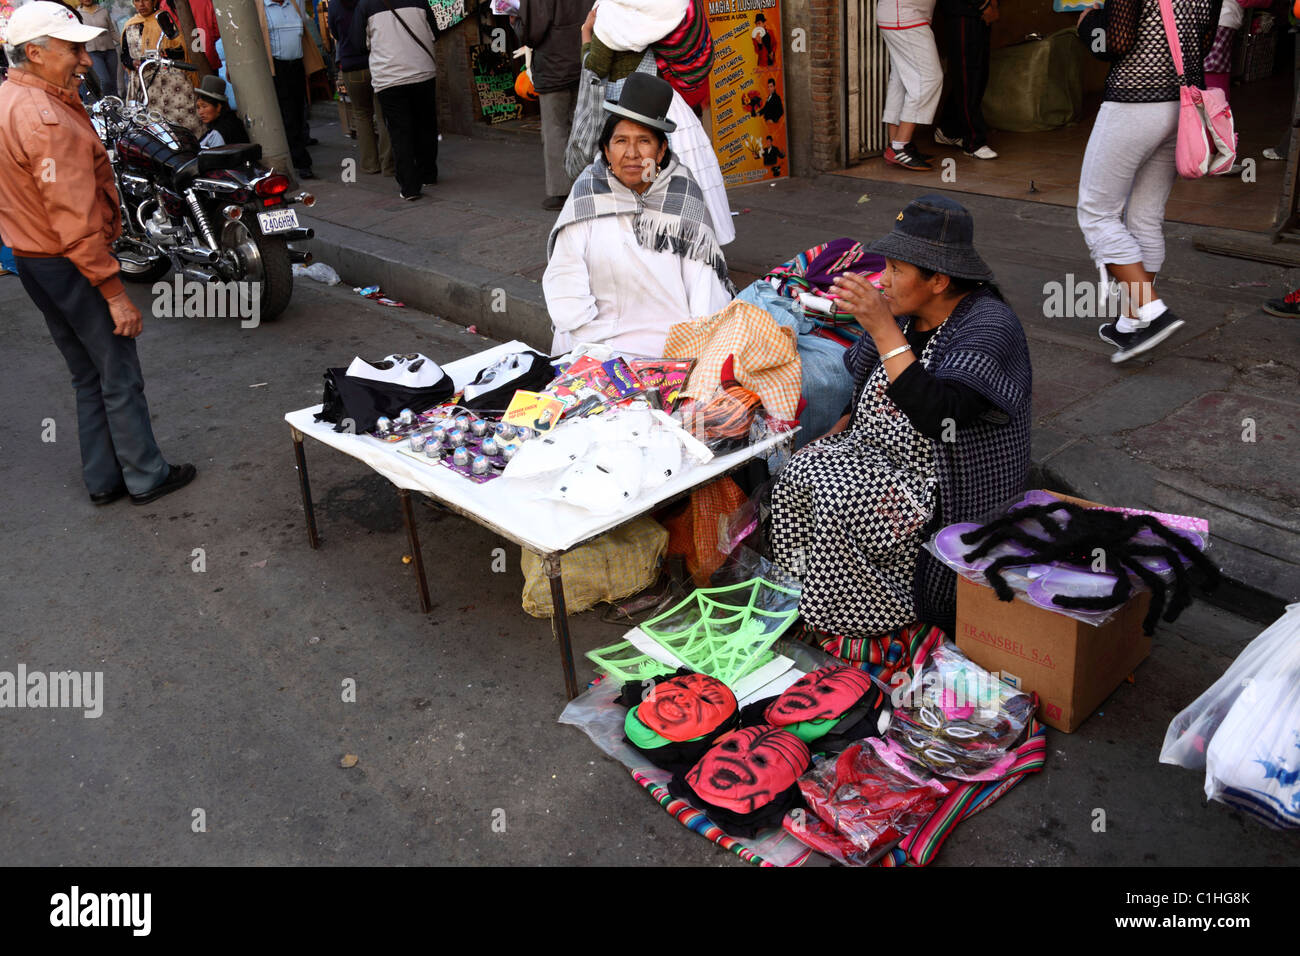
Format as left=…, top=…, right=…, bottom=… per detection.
left=1158, top=0, right=1236, bottom=177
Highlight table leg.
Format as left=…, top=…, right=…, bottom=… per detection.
left=545, top=553, right=579, bottom=700
left=398, top=487, right=432, bottom=613
left=291, top=427, right=320, bottom=550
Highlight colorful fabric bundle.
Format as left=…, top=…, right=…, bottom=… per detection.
left=665, top=300, right=803, bottom=421
left=764, top=238, right=886, bottom=327
left=740, top=666, right=890, bottom=751
left=796, top=621, right=944, bottom=687
left=618, top=671, right=740, bottom=775
left=651, top=0, right=714, bottom=108
left=669, top=725, right=811, bottom=838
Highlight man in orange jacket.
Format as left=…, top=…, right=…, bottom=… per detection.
left=0, top=2, right=195, bottom=505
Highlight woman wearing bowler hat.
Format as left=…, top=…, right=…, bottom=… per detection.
left=770, top=194, right=1032, bottom=643
left=194, top=74, right=249, bottom=149
left=544, top=72, right=733, bottom=358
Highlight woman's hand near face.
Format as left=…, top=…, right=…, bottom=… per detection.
left=832, top=272, right=894, bottom=335
left=582, top=6, right=597, bottom=43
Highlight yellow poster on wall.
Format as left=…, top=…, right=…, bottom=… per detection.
left=707, top=0, right=788, bottom=187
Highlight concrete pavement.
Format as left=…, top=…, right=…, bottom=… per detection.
left=0, top=268, right=1294, bottom=867
left=297, top=104, right=1300, bottom=618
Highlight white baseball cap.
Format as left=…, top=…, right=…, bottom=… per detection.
left=5, top=2, right=106, bottom=47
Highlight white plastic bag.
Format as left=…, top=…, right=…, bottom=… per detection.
left=1160, top=603, right=1300, bottom=828
left=293, top=262, right=341, bottom=285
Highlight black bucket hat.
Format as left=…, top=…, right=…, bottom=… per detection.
left=603, top=72, right=677, bottom=134
left=868, top=194, right=994, bottom=282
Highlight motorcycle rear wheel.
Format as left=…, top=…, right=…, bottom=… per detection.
left=222, top=220, right=293, bottom=322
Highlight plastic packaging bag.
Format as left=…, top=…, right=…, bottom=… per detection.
left=293, top=262, right=341, bottom=285
left=795, top=737, right=949, bottom=858
left=924, top=489, right=1213, bottom=628
left=878, top=642, right=1036, bottom=781
left=1160, top=603, right=1300, bottom=828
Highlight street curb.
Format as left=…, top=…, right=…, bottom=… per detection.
left=302, top=217, right=553, bottom=350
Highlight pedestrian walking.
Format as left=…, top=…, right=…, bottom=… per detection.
left=1076, top=0, right=1222, bottom=363
left=518, top=0, right=592, bottom=210
left=877, top=0, right=943, bottom=170
left=329, top=0, right=393, bottom=176
left=351, top=0, right=439, bottom=200
left=260, top=0, right=316, bottom=179
left=933, top=0, right=998, bottom=159
left=0, top=2, right=195, bottom=504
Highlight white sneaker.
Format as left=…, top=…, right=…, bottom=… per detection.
left=967, top=145, right=998, bottom=160
left=933, top=130, right=964, bottom=148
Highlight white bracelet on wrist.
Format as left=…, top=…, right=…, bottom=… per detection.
left=880, top=344, right=912, bottom=362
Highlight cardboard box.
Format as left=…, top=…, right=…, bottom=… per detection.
left=953, top=492, right=1153, bottom=733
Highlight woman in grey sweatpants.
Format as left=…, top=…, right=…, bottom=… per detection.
left=1076, top=0, right=1221, bottom=363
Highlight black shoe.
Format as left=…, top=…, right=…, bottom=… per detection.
left=307, top=137, right=320, bottom=146
left=297, top=169, right=318, bottom=180
left=542, top=195, right=567, bottom=210
left=884, top=144, right=932, bottom=171
left=906, top=141, right=935, bottom=161
left=89, top=484, right=128, bottom=506
left=1262, top=290, right=1300, bottom=317
left=1103, top=312, right=1185, bottom=364
left=130, top=463, right=197, bottom=505
left=399, top=191, right=423, bottom=201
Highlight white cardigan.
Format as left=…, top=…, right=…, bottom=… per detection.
left=544, top=213, right=733, bottom=358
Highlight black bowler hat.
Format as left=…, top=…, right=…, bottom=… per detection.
left=603, top=72, right=677, bottom=134
left=195, top=74, right=228, bottom=106
left=868, top=194, right=994, bottom=282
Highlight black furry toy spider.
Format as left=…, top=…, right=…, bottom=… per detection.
left=959, top=501, right=1222, bottom=635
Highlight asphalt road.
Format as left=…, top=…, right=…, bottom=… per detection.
left=0, top=272, right=1291, bottom=866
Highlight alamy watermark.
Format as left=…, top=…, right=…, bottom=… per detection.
left=0, top=664, right=103, bottom=718
left=152, top=275, right=261, bottom=329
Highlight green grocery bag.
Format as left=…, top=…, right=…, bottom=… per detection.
left=982, top=28, right=1084, bottom=132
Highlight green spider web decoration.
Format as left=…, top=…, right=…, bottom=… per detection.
left=586, top=578, right=801, bottom=687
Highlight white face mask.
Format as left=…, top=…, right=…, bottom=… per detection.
left=346, top=353, right=446, bottom=389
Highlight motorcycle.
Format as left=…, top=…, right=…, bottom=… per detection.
left=84, top=10, right=314, bottom=322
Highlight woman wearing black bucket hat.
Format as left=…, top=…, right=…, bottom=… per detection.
left=770, top=194, right=1032, bottom=641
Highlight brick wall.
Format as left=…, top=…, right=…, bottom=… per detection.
left=807, top=0, right=842, bottom=171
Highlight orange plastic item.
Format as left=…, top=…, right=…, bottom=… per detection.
left=515, top=71, right=538, bottom=101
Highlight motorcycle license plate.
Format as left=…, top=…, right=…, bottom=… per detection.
left=257, top=208, right=299, bottom=234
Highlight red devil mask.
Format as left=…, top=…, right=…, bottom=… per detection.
left=685, top=725, right=810, bottom=814
left=637, top=673, right=738, bottom=743
left=765, top=666, right=875, bottom=727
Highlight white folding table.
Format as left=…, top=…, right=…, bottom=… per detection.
left=285, top=341, right=796, bottom=698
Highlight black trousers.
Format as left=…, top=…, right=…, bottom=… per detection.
left=273, top=57, right=312, bottom=171
left=15, top=256, right=169, bottom=496
left=937, top=16, right=992, bottom=150
left=377, top=78, right=439, bottom=197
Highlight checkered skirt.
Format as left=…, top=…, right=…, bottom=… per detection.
left=770, top=326, right=943, bottom=636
